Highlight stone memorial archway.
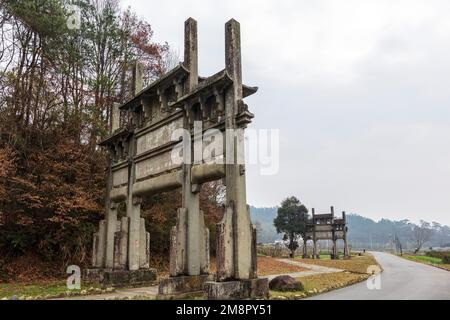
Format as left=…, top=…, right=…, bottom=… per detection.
left=86, top=18, right=268, bottom=300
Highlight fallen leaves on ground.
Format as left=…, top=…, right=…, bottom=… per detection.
left=257, top=257, right=309, bottom=276
left=207, top=256, right=308, bottom=276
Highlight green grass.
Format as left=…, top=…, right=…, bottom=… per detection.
left=401, top=254, right=450, bottom=271
left=0, top=281, right=105, bottom=300
left=405, top=255, right=442, bottom=264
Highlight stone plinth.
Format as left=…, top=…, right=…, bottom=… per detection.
left=84, top=268, right=157, bottom=288
left=158, top=274, right=212, bottom=297
left=203, top=278, right=269, bottom=300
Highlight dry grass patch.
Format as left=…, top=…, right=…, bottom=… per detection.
left=295, top=254, right=379, bottom=274
left=209, top=256, right=309, bottom=276
left=257, top=257, right=309, bottom=276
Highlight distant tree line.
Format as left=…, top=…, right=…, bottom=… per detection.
left=251, top=206, right=450, bottom=251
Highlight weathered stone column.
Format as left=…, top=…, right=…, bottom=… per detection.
left=139, top=217, right=150, bottom=268
left=203, top=19, right=268, bottom=300
left=128, top=197, right=142, bottom=271
left=311, top=208, right=317, bottom=258
left=105, top=202, right=118, bottom=268
left=92, top=220, right=106, bottom=268
left=218, top=18, right=253, bottom=280
left=343, top=211, right=350, bottom=258
left=184, top=17, right=198, bottom=91
left=115, top=216, right=129, bottom=269
left=126, top=60, right=144, bottom=271
left=313, top=240, right=318, bottom=259
left=133, top=61, right=144, bottom=95
left=170, top=208, right=187, bottom=276
left=331, top=238, right=338, bottom=260
left=165, top=18, right=209, bottom=280
left=302, top=239, right=308, bottom=258
left=111, top=103, right=120, bottom=132
left=183, top=18, right=207, bottom=276
left=184, top=156, right=202, bottom=276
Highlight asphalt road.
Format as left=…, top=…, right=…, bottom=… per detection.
left=308, top=251, right=450, bottom=300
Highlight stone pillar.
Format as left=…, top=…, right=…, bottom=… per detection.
left=332, top=238, right=339, bottom=260
left=202, top=226, right=210, bottom=274
left=184, top=166, right=202, bottom=276
left=128, top=197, right=142, bottom=271
left=199, top=210, right=210, bottom=274
left=184, top=18, right=198, bottom=91
left=166, top=18, right=208, bottom=281
left=170, top=208, right=187, bottom=276
left=133, top=61, right=144, bottom=95
left=183, top=18, right=206, bottom=277
left=105, top=202, right=118, bottom=268
left=302, top=239, right=308, bottom=258
left=313, top=240, right=318, bottom=259
left=343, top=211, right=350, bottom=258
left=92, top=220, right=106, bottom=268
left=312, top=208, right=317, bottom=258
left=216, top=205, right=235, bottom=280
left=118, top=217, right=129, bottom=269
left=204, top=19, right=268, bottom=300
left=139, top=218, right=150, bottom=269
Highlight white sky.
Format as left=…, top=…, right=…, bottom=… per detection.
left=122, top=0, right=450, bottom=225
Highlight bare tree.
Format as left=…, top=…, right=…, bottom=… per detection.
left=412, top=221, right=433, bottom=254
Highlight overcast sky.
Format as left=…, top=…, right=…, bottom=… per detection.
left=122, top=0, right=450, bottom=225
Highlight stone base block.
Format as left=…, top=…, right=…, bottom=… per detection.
left=204, top=278, right=269, bottom=300
left=158, top=274, right=212, bottom=296
left=84, top=268, right=157, bottom=288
